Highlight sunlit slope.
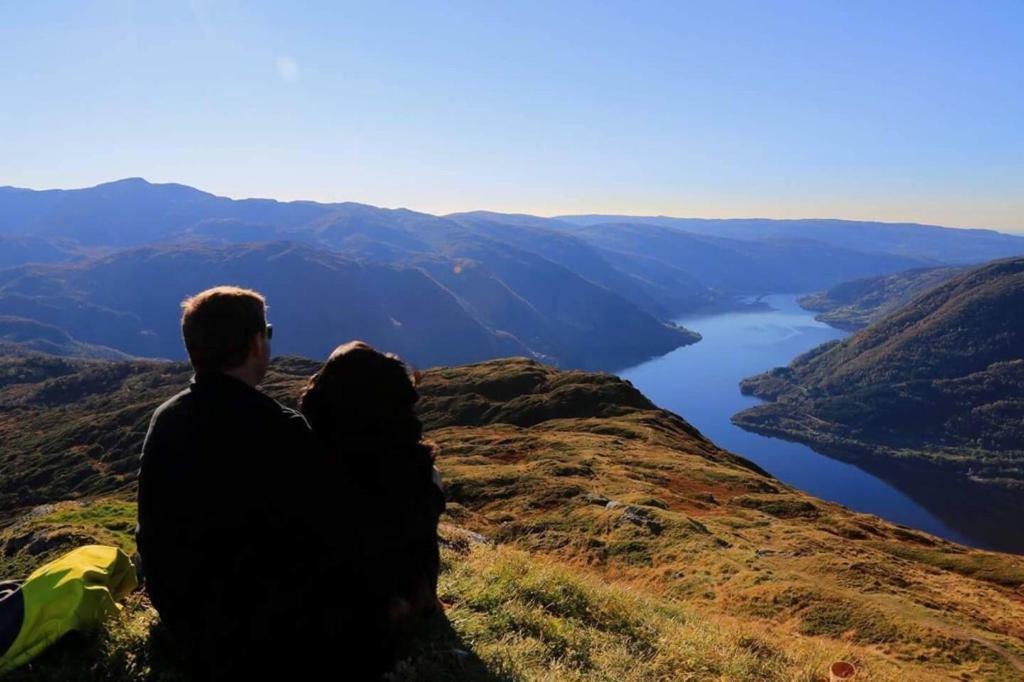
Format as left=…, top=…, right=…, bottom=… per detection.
left=2, top=357, right=1023, bottom=679
left=799, top=266, right=964, bottom=330
left=736, top=258, right=1024, bottom=488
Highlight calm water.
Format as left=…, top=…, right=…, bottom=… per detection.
left=619, top=294, right=1006, bottom=550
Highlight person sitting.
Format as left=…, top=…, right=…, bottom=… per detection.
left=299, top=341, right=446, bottom=677
left=135, top=286, right=338, bottom=679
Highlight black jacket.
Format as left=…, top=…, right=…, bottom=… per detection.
left=136, top=372, right=337, bottom=677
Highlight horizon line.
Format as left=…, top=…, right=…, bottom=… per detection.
left=5, top=176, right=1022, bottom=236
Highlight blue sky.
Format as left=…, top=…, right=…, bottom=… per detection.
left=1, top=1, right=1022, bottom=231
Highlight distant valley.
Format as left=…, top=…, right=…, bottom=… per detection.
left=3, top=178, right=1023, bottom=371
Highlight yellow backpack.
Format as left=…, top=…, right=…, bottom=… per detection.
left=0, top=545, right=137, bottom=675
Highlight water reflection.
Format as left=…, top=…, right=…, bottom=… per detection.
left=620, top=294, right=1022, bottom=553
left=802, top=444, right=1024, bottom=553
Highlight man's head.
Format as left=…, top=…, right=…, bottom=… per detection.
left=180, top=286, right=272, bottom=386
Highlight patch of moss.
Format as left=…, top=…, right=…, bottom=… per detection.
left=798, top=601, right=900, bottom=644
left=880, top=543, right=1024, bottom=588
left=733, top=495, right=820, bottom=519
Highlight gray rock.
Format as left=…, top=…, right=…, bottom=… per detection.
left=618, top=505, right=664, bottom=534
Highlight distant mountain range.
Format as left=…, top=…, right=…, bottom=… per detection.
left=1, top=178, right=1023, bottom=368
left=734, top=258, right=1024, bottom=489
left=552, top=221, right=929, bottom=295
left=557, top=214, right=1024, bottom=264
left=799, top=266, right=966, bottom=330
left=0, top=241, right=705, bottom=370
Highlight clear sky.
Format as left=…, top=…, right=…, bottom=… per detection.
left=2, top=1, right=1022, bottom=232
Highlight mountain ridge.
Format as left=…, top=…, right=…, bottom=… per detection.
left=799, top=266, right=966, bottom=330
left=3, top=177, right=1021, bottom=381
left=0, top=240, right=695, bottom=371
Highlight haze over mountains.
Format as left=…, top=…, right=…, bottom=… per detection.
left=1, top=178, right=1023, bottom=369
left=558, top=215, right=1024, bottom=263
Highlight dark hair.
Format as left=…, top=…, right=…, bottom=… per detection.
left=299, top=341, right=432, bottom=472
left=303, top=342, right=442, bottom=671
left=180, top=286, right=267, bottom=372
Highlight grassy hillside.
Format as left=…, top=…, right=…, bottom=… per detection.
left=799, top=267, right=964, bottom=330
left=2, top=357, right=1024, bottom=679
left=735, top=259, right=1024, bottom=491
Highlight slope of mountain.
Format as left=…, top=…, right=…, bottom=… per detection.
left=0, top=180, right=707, bottom=369
left=446, top=213, right=716, bottom=317
left=419, top=237, right=700, bottom=368
left=450, top=210, right=989, bottom=301
left=0, top=179, right=488, bottom=255
left=0, top=242, right=523, bottom=368
left=0, top=241, right=693, bottom=370
left=558, top=215, right=1024, bottom=264
left=735, top=258, right=1024, bottom=488
left=0, top=316, right=132, bottom=360
left=0, top=235, right=85, bottom=268
left=0, top=178, right=332, bottom=246
left=800, top=266, right=965, bottom=330
left=2, top=356, right=1023, bottom=679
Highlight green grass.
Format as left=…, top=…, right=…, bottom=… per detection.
left=798, top=601, right=900, bottom=644
left=5, top=520, right=904, bottom=682
left=40, top=499, right=138, bottom=551
left=0, top=498, right=137, bottom=579
left=879, top=543, right=1024, bottom=588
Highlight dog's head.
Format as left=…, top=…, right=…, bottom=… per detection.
left=299, top=340, right=422, bottom=447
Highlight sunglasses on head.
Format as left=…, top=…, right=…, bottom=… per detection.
left=265, top=323, right=273, bottom=341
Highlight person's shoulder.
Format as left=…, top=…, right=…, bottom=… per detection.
left=252, top=388, right=299, bottom=417
left=255, top=391, right=312, bottom=430
left=142, top=386, right=193, bottom=456
left=150, top=386, right=193, bottom=423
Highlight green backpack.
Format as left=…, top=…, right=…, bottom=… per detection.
left=0, top=545, right=138, bottom=675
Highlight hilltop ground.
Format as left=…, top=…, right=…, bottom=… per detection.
left=2, top=356, right=1024, bottom=680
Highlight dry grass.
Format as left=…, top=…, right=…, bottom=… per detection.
left=3, top=356, right=1024, bottom=679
